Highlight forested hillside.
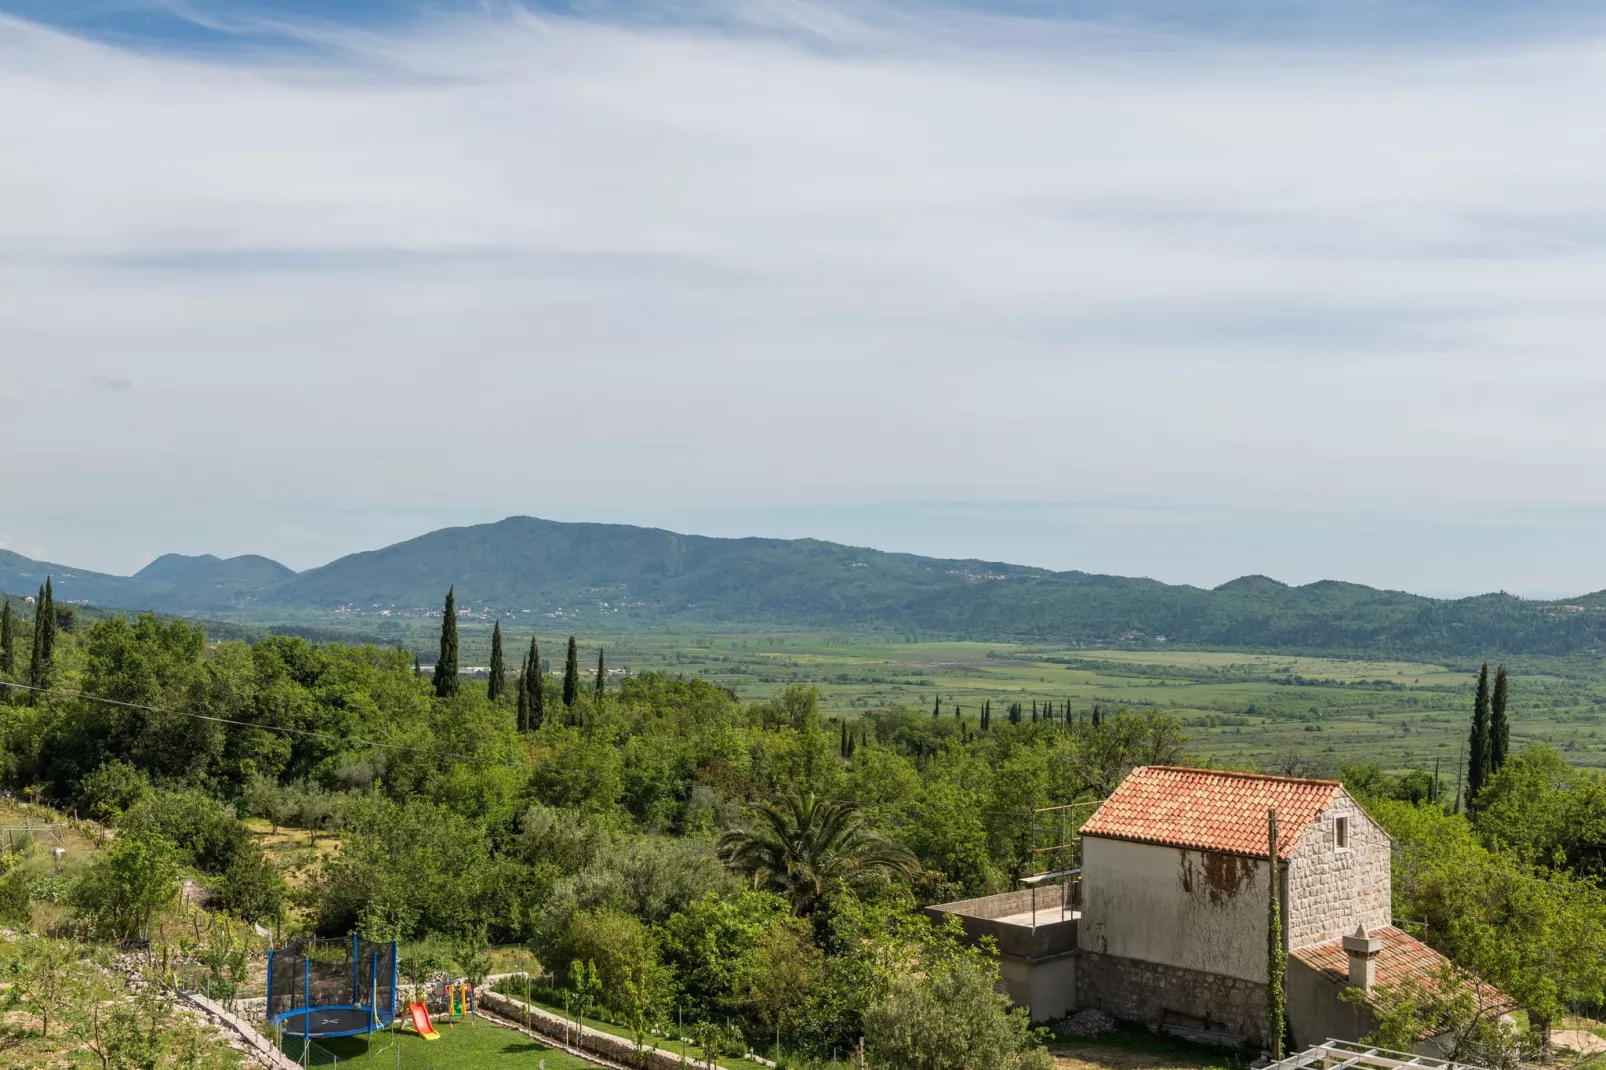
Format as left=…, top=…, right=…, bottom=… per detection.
left=1, top=599, right=1602, bottom=1067
left=7, top=516, right=1606, bottom=657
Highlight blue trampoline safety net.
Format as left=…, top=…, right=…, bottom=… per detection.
left=267, top=937, right=397, bottom=1037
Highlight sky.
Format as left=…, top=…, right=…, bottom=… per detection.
left=5, top=0, right=1606, bottom=597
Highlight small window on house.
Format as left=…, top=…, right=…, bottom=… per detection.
left=1335, top=816, right=1350, bottom=851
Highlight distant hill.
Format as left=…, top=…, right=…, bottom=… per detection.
left=0, top=548, right=293, bottom=614
left=1, top=549, right=150, bottom=608
left=134, top=552, right=296, bottom=589
left=5, top=516, right=1606, bottom=657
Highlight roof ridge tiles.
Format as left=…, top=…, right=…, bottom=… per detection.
left=1144, top=765, right=1341, bottom=787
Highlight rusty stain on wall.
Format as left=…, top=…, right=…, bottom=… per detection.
left=1179, top=849, right=1258, bottom=906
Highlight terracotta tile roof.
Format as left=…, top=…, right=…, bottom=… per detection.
left=1292, top=927, right=1511, bottom=1014
left=1079, top=765, right=1339, bottom=859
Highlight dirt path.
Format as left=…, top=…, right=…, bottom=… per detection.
left=1553, top=1030, right=1606, bottom=1055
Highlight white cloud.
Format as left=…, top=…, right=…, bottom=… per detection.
left=3, top=4, right=1606, bottom=587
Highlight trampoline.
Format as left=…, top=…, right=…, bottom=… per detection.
left=267, top=936, right=398, bottom=1040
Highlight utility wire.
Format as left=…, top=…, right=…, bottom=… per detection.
left=0, top=680, right=1073, bottom=818
left=0, top=681, right=532, bottom=770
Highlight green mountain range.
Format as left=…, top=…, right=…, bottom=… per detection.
left=4, top=516, right=1604, bottom=657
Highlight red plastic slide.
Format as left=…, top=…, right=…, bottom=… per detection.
left=408, top=1001, right=440, bottom=1040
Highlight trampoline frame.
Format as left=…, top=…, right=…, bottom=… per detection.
left=267, top=936, right=398, bottom=1040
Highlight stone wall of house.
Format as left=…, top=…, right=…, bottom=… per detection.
left=1285, top=788, right=1391, bottom=949
left=1077, top=950, right=1269, bottom=1045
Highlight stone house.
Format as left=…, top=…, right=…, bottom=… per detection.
left=930, top=765, right=1495, bottom=1049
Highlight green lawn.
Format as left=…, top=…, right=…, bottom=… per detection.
left=281, top=1018, right=597, bottom=1070
left=488, top=985, right=749, bottom=1070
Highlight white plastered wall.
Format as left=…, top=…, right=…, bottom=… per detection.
left=1078, top=835, right=1272, bottom=983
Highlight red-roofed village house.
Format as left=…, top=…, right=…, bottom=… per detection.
left=930, top=765, right=1498, bottom=1052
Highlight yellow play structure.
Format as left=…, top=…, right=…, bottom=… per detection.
left=405, top=981, right=471, bottom=1041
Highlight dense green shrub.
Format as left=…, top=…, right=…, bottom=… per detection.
left=70, top=832, right=179, bottom=941
left=0, top=852, right=31, bottom=927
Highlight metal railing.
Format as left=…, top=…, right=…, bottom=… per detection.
left=1265, top=1039, right=1489, bottom=1070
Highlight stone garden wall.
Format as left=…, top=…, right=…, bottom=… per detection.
left=1076, top=950, right=1269, bottom=1045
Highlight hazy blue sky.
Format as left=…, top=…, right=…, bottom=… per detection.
left=5, top=0, right=1606, bottom=597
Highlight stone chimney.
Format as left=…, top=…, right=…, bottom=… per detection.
left=1342, top=924, right=1383, bottom=990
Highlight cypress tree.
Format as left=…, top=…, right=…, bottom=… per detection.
left=1490, top=665, right=1511, bottom=773
left=0, top=598, right=12, bottom=676
left=1092, top=706, right=1103, bottom=728
left=1467, top=663, right=1491, bottom=807
left=27, top=585, right=44, bottom=687
left=595, top=649, right=606, bottom=700
left=527, top=639, right=545, bottom=730
left=954, top=704, right=960, bottom=719
left=516, top=669, right=529, bottom=732
left=488, top=621, right=507, bottom=701
left=562, top=636, right=579, bottom=708
left=932, top=694, right=940, bottom=718
left=840, top=720, right=849, bottom=757
left=413, top=653, right=421, bottom=677
left=38, top=578, right=56, bottom=673
left=27, top=582, right=57, bottom=689
left=432, top=587, right=459, bottom=698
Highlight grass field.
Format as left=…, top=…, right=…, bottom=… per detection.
left=282, top=1017, right=597, bottom=1070
left=244, top=818, right=340, bottom=887
left=573, top=634, right=1606, bottom=774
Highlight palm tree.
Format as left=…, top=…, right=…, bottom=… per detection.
left=717, top=794, right=920, bottom=913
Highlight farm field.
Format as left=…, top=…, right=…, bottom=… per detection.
left=179, top=611, right=1606, bottom=773
left=562, top=633, right=1606, bottom=774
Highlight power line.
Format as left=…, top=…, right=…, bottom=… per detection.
left=0, top=681, right=1082, bottom=818
left=0, top=681, right=533, bottom=770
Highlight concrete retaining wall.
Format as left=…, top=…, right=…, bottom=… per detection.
left=999, top=952, right=1077, bottom=1022
left=1286, top=956, right=1373, bottom=1050
left=924, top=885, right=1078, bottom=960
left=478, top=987, right=770, bottom=1070
left=182, top=991, right=301, bottom=1070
